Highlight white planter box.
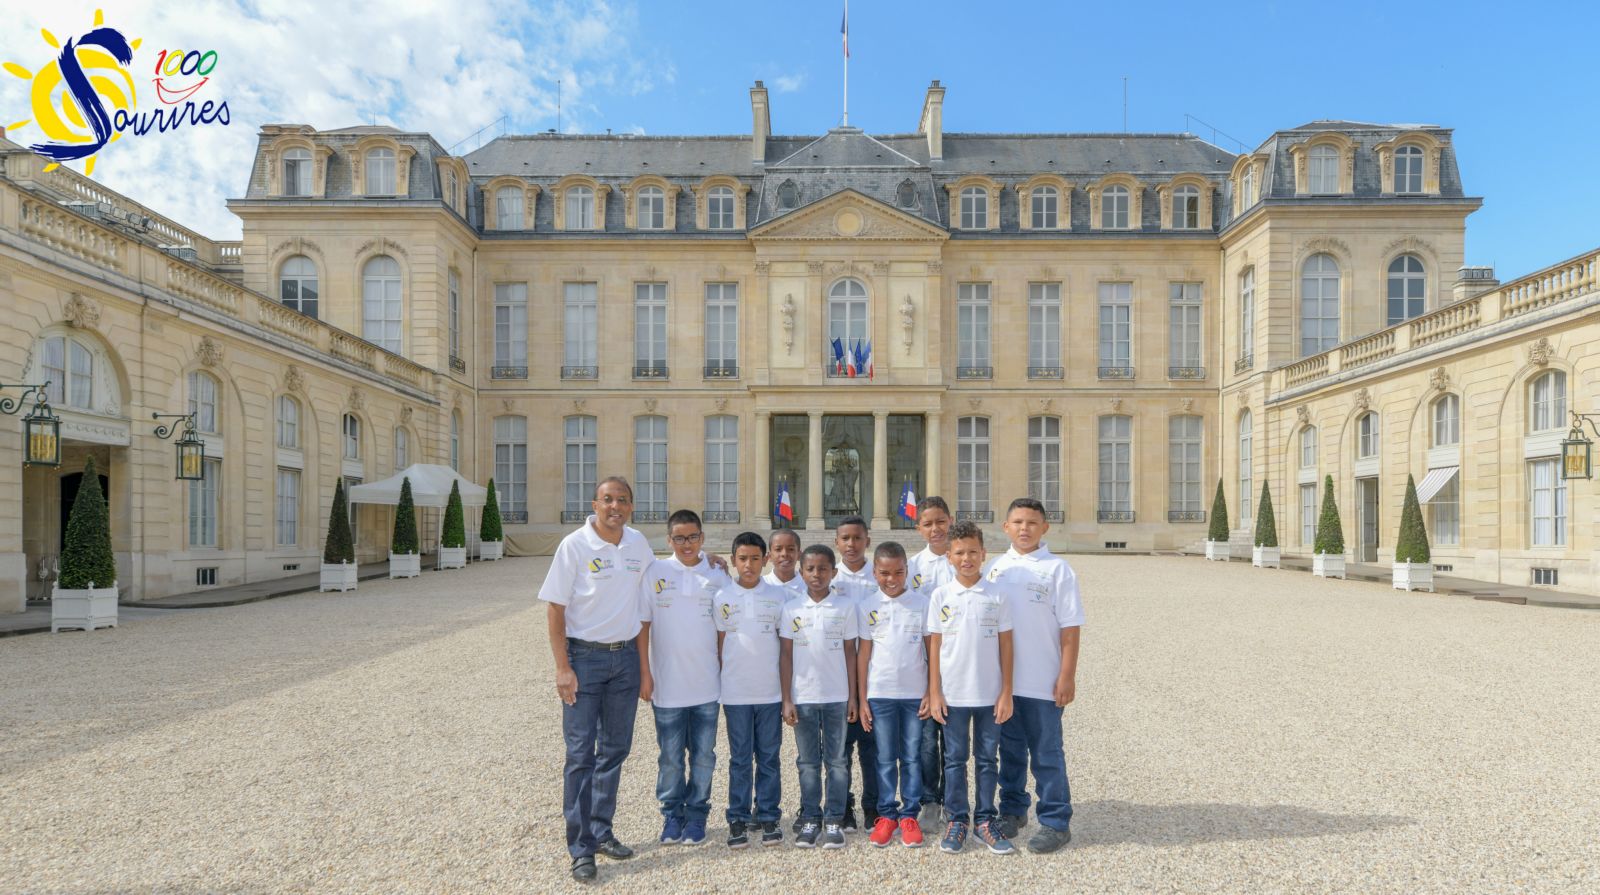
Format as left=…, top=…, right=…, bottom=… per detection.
left=1252, top=546, right=1281, bottom=569
left=390, top=552, right=421, bottom=579
left=1313, top=553, right=1346, bottom=579
left=1205, top=540, right=1230, bottom=562
left=51, top=583, right=118, bottom=632
left=320, top=561, right=358, bottom=592
left=438, top=546, right=467, bottom=570
left=478, top=540, right=504, bottom=561
left=1393, top=562, right=1435, bottom=592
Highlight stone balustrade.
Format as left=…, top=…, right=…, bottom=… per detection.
left=18, top=197, right=125, bottom=271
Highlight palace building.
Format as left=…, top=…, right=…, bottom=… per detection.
left=3, top=79, right=1598, bottom=611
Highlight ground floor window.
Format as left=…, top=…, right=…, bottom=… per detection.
left=1300, top=483, right=1318, bottom=546
left=1431, top=478, right=1460, bottom=546
left=276, top=468, right=299, bottom=547
left=189, top=458, right=220, bottom=548
left=1529, top=458, right=1566, bottom=547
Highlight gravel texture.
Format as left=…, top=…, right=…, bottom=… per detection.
left=2, top=553, right=1598, bottom=893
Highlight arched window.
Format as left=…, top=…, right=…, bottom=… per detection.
left=41, top=335, right=94, bottom=410
left=707, top=186, right=735, bottom=229
left=279, top=255, right=318, bottom=317
left=1357, top=412, right=1379, bottom=459
left=1300, top=254, right=1341, bottom=357
left=1530, top=371, right=1567, bottom=432
left=1387, top=255, right=1426, bottom=325
left=393, top=427, right=409, bottom=471
left=897, top=179, right=917, bottom=208
left=450, top=409, right=461, bottom=471
left=826, top=278, right=869, bottom=376
left=959, top=186, right=988, bottom=229
left=637, top=186, right=665, bottom=229
left=1238, top=267, right=1255, bottom=363
left=1240, top=166, right=1255, bottom=209
left=362, top=255, right=403, bottom=353
left=1237, top=410, right=1253, bottom=523
left=1102, top=185, right=1130, bottom=229
left=276, top=395, right=300, bottom=449
left=343, top=413, right=361, bottom=460
left=777, top=180, right=798, bottom=209
left=188, top=370, right=219, bottom=435
left=495, top=185, right=523, bottom=229
left=1173, top=184, right=1200, bottom=229
left=565, top=185, right=594, bottom=229
left=1031, top=186, right=1059, bottom=229
left=282, top=148, right=311, bottom=196
left=1308, top=144, right=1339, bottom=193
left=1300, top=425, right=1318, bottom=469
left=1395, top=145, right=1424, bottom=194
left=365, top=147, right=396, bottom=195
left=1432, top=394, right=1460, bottom=447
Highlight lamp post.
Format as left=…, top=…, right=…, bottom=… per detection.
left=1, top=382, right=61, bottom=467
left=152, top=412, right=206, bottom=481
left=1561, top=411, right=1600, bottom=480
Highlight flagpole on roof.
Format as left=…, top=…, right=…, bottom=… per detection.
left=841, top=0, right=849, bottom=126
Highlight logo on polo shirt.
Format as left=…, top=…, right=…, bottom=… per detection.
left=911, top=573, right=924, bottom=589
left=588, top=557, right=614, bottom=574
left=866, top=610, right=880, bottom=627
left=653, top=577, right=671, bottom=594
left=791, top=617, right=804, bottom=633
left=720, top=603, right=732, bottom=620
left=939, top=605, right=953, bottom=623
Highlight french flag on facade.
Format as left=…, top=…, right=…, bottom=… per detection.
left=845, top=340, right=858, bottom=377
left=832, top=337, right=846, bottom=376
left=898, top=480, right=918, bottom=521
left=775, top=480, right=795, bottom=523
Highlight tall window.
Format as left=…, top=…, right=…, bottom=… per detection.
left=1239, top=268, right=1255, bottom=362
left=1237, top=410, right=1253, bottom=523
left=188, top=371, right=218, bottom=434
left=1098, top=415, right=1133, bottom=518
left=564, top=416, right=597, bottom=518
left=450, top=410, right=461, bottom=471
left=276, top=395, right=299, bottom=449
left=1031, top=187, right=1058, bottom=229
left=276, top=468, right=299, bottom=547
left=957, top=283, right=991, bottom=373
left=705, top=415, right=739, bottom=518
left=1240, top=166, right=1255, bottom=209
left=448, top=269, right=461, bottom=361
left=393, top=427, right=409, bottom=471
left=1300, top=483, right=1318, bottom=545
left=565, top=186, right=595, bottom=229
left=279, top=256, right=319, bottom=318
left=1530, top=371, right=1567, bottom=432
left=1165, top=415, right=1202, bottom=519
left=634, top=283, right=668, bottom=375
left=959, top=186, right=987, bottom=229
left=443, top=170, right=457, bottom=208
left=189, top=458, right=220, bottom=548
left=1395, top=145, right=1423, bottom=194
left=1529, top=458, right=1566, bottom=547
left=1028, top=416, right=1061, bottom=517
left=1433, top=478, right=1460, bottom=546
left=1098, top=282, right=1133, bottom=372
left=957, top=417, right=990, bottom=517
left=827, top=278, right=869, bottom=375
left=1169, top=282, right=1202, bottom=371
left=1028, top=283, right=1061, bottom=373
left=495, top=185, right=523, bottom=229
left=1102, top=185, right=1130, bottom=229
left=1433, top=395, right=1460, bottom=446
left=1173, top=185, right=1200, bottom=228
left=705, top=283, right=738, bottom=372
left=494, top=415, right=528, bottom=521
left=1358, top=412, right=1379, bottom=458
left=707, top=186, right=735, bottom=229
left=1387, top=255, right=1426, bottom=325
left=42, top=336, right=93, bottom=410
left=1308, top=144, right=1339, bottom=193
left=494, top=283, right=528, bottom=372
left=365, top=147, right=396, bottom=195
left=634, top=415, right=668, bottom=520
left=362, top=255, right=403, bottom=353
left=282, top=148, right=311, bottom=196
left=1301, top=426, right=1318, bottom=469
left=343, top=413, right=361, bottom=461
left=1300, top=254, right=1341, bottom=357
left=637, top=186, right=665, bottom=229
left=563, top=282, right=598, bottom=373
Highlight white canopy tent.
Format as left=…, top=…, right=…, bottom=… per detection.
left=348, top=464, right=487, bottom=562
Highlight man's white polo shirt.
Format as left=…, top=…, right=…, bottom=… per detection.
left=538, top=515, right=655, bottom=644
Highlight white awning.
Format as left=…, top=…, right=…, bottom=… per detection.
left=1416, top=466, right=1459, bottom=504
left=347, top=463, right=487, bottom=508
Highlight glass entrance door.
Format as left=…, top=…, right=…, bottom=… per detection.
left=822, top=415, right=872, bottom=526
left=1357, top=477, right=1379, bottom=562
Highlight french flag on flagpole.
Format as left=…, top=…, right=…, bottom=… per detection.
left=863, top=339, right=874, bottom=379
left=775, top=480, right=795, bottom=523
left=841, top=2, right=849, bottom=58
left=899, top=480, right=918, bottom=522
left=846, top=340, right=858, bottom=377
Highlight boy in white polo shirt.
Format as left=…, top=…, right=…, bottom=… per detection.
left=637, top=509, right=727, bottom=848
left=906, top=495, right=954, bottom=829
left=831, top=516, right=878, bottom=832
left=986, top=497, right=1083, bottom=855
left=855, top=541, right=930, bottom=849
left=780, top=544, right=857, bottom=850
left=763, top=528, right=806, bottom=599
left=926, top=520, right=1015, bottom=857
left=714, top=531, right=789, bottom=849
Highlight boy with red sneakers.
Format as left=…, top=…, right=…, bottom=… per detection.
left=856, top=541, right=929, bottom=848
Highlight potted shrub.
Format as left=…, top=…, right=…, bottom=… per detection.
left=320, top=479, right=358, bottom=592
left=1393, top=474, right=1434, bottom=592
left=439, top=480, right=467, bottom=570
left=52, top=456, right=118, bottom=632
left=1205, top=479, right=1230, bottom=561
left=389, top=476, right=421, bottom=579
left=1252, top=482, right=1280, bottom=569
left=1312, top=475, right=1346, bottom=579
left=478, top=477, right=504, bottom=561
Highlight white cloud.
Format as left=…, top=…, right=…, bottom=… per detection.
left=0, top=0, right=657, bottom=239
left=771, top=73, right=805, bottom=93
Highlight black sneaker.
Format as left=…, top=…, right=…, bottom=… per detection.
left=1026, top=826, right=1071, bottom=854
left=794, top=820, right=821, bottom=848
left=791, top=815, right=802, bottom=835
left=727, top=821, right=749, bottom=850
left=759, top=821, right=783, bottom=847
left=822, top=822, right=847, bottom=849
left=865, top=808, right=881, bottom=828
left=999, top=813, right=1028, bottom=839
left=841, top=809, right=858, bottom=833
left=596, top=838, right=633, bottom=860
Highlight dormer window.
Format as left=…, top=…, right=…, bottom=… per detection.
left=496, top=185, right=524, bottom=229
left=707, top=186, right=735, bottom=229
left=637, top=186, right=665, bottom=229
left=897, top=179, right=917, bottom=208
left=1173, top=185, right=1200, bottom=229
left=565, top=186, right=595, bottom=229
left=778, top=180, right=799, bottom=209
left=282, top=148, right=311, bottom=197
left=1102, top=185, right=1130, bottom=229
left=1308, top=144, right=1339, bottom=194
left=1395, top=145, right=1423, bottom=194
left=959, top=186, right=988, bottom=229
left=1031, top=187, right=1059, bottom=229
left=1240, top=166, right=1255, bottom=209
left=365, top=147, right=396, bottom=196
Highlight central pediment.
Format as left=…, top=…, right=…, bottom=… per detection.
left=749, top=189, right=948, bottom=242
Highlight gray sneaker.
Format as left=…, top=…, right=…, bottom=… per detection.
left=794, top=821, right=821, bottom=848
left=1026, top=825, right=1071, bottom=854
left=918, top=803, right=943, bottom=829
left=822, top=822, right=847, bottom=849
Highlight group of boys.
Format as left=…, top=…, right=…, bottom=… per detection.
left=637, top=494, right=1083, bottom=857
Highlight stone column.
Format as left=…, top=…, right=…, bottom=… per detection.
left=925, top=411, right=942, bottom=501
left=753, top=410, right=770, bottom=528
left=872, top=411, right=890, bottom=529
left=807, top=410, right=825, bottom=531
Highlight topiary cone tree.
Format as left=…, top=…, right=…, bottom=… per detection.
left=324, top=479, right=355, bottom=564
left=1208, top=479, right=1229, bottom=542
left=442, top=480, right=466, bottom=549
left=1254, top=481, right=1278, bottom=548
left=392, top=476, right=418, bottom=555
left=1395, top=473, right=1431, bottom=564
left=480, top=477, right=503, bottom=543
left=1315, top=475, right=1345, bottom=556
left=59, top=456, right=116, bottom=589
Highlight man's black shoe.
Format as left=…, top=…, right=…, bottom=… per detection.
left=841, top=809, right=858, bottom=833
left=571, top=855, right=597, bottom=882
left=1000, top=813, right=1028, bottom=839
left=596, top=838, right=633, bottom=860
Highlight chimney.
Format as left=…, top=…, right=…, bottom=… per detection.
left=750, top=81, right=770, bottom=164
left=918, top=80, right=945, bottom=161
left=1452, top=265, right=1499, bottom=303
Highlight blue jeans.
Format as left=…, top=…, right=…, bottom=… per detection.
left=794, top=702, right=848, bottom=822
left=920, top=716, right=944, bottom=805
left=998, top=695, right=1073, bottom=831
left=724, top=702, right=783, bottom=824
left=561, top=641, right=641, bottom=859
left=844, top=716, right=879, bottom=815
left=868, top=698, right=923, bottom=820
left=942, top=706, right=1000, bottom=825
left=653, top=701, right=719, bottom=823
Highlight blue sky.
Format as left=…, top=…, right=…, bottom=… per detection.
left=3, top=1, right=1595, bottom=278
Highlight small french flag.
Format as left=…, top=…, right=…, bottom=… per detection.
left=899, top=480, right=918, bottom=522
left=841, top=2, right=849, bottom=59
left=775, top=480, right=795, bottom=522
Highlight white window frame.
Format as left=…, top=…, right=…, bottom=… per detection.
left=1028, top=416, right=1061, bottom=516
left=1301, top=254, right=1341, bottom=357
left=1169, top=282, right=1202, bottom=370
left=450, top=410, right=461, bottom=471
left=1358, top=412, right=1379, bottom=459
left=1308, top=144, right=1339, bottom=194
left=343, top=413, right=361, bottom=461
left=1529, top=458, right=1566, bottom=547
left=565, top=186, right=595, bottom=229
left=637, top=186, right=666, bottom=230
left=365, top=147, right=396, bottom=196
left=1387, top=254, right=1426, bottom=326
left=1031, top=187, right=1058, bottom=229
left=1530, top=371, right=1567, bottom=432
left=496, top=185, right=523, bottom=230
left=1240, top=166, right=1255, bottom=208
left=957, top=283, right=992, bottom=371
left=1169, top=415, right=1202, bottom=516
left=1432, top=477, right=1460, bottom=546
left=1395, top=145, right=1424, bottom=194
left=276, top=467, right=299, bottom=547
left=448, top=269, right=460, bottom=360
left=1433, top=395, right=1461, bottom=447
left=1300, top=482, right=1318, bottom=545
left=634, top=282, right=668, bottom=374
left=282, top=148, right=311, bottom=197
left=189, top=457, right=220, bottom=548
left=188, top=370, right=218, bottom=435
left=43, top=336, right=94, bottom=410
left=494, top=415, right=528, bottom=521
left=707, top=186, right=735, bottom=229
left=704, top=282, right=738, bottom=370
left=279, top=255, right=318, bottom=318
left=1239, top=268, right=1255, bottom=362
left=362, top=255, right=403, bottom=354
left=1174, top=185, right=1200, bottom=229
left=494, top=283, right=528, bottom=369
left=1098, top=282, right=1133, bottom=370
left=634, top=415, right=668, bottom=518
left=957, top=416, right=990, bottom=517
left=276, top=395, right=299, bottom=449
left=959, top=186, right=988, bottom=229
left=1102, top=185, right=1130, bottom=229
left=564, top=282, right=598, bottom=370
left=393, top=426, right=408, bottom=472
left=1028, top=283, right=1061, bottom=371
left=564, top=416, right=598, bottom=517
left=705, top=415, right=739, bottom=516
left=1238, top=410, right=1253, bottom=523
left=1300, top=426, right=1318, bottom=469
left=1098, top=415, right=1133, bottom=515
left=826, top=278, right=869, bottom=376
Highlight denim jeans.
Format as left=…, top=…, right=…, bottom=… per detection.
left=653, top=701, right=719, bottom=823
left=942, top=705, right=1000, bottom=825
left=724, top=702, right=783, bottom=824
left=920, top=716, right=944, bottom=804
left=561, top=641, right=641, bottom=859
left=844, top=716, right=879, bottom=816
left=868, top=698, right=923, bottom=820
left=794, top=702, right=848, bottom=822
left=998, top=695, right=1073, bottom=831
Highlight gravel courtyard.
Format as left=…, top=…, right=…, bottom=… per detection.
left=3, top=553, right=1597, bottom=894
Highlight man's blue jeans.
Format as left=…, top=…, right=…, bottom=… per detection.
left=724, top=702, right=783, bottom=825
left=942, top=705, right=1000, bottom=825
left=561, top=640, right=641, bottom=859
left=868, top=698, right=923, bottom=820
left=653, top=701, right=719, bottom=822
left=998, top=695, right=1073, bottom=831
left=794, top=702, right=848, bottom=822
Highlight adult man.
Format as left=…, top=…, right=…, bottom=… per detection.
left=540, top=476, right=655, bottom=883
